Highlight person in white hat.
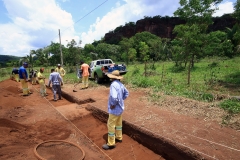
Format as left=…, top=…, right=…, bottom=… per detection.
left=55, top=64, right=66, bottom=85
left=102, top=70, right=129, bottom=150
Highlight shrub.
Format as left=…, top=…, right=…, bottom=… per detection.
left=219, top=99, right=240, bottom=114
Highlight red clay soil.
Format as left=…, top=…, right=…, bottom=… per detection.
left=61, top=81, right=240, bottom=160
left=0, top=79, right=109, bottom=160
left=0, top=79, right=164, bottom=160
left=1, top=78, right=240, bottom=160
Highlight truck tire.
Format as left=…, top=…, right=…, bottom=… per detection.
left=94, top=73, right=102, bottom=84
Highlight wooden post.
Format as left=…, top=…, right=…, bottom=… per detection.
left=59, top=29, right=63, bottom=66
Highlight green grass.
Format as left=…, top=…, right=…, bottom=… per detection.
left=124, top=57, right=240, bottom=105
left=220, top=99, right=240, bottom=114
left=0, top=68, right=12, bottom=82
left=1, top=57, right=240, bottom=113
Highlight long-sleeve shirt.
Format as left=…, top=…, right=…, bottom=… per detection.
left=108, top=80, right=129, bottom=116
left=48, top=72, right=63, bottom=86
left=55, top=67, right=66, bottom=77
left=37, top=72, right=45, bottom=83
left=18, top=66, right=28, bottom=79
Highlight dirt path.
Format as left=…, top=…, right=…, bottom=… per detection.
left=1, top=79, right=240, bottom=160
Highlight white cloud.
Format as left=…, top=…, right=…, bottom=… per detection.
left=81, top=0, right=180, bottom=46
left=0, top=0, right=76, bottom=56
left=0, top=0, right=235, bottom=57
left=213, top=1, right=234, bottom=17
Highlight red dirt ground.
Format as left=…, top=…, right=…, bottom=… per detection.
left=1, top=78, right=240, bottom=160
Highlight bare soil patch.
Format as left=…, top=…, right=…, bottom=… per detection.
left=1, top=79, right=240, bottom=160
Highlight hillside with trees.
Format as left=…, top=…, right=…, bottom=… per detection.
left=0, top=55, right=21, bottom=67
left=2, top=0, right=240, bottom=75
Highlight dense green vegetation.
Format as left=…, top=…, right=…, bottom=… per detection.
left=1, top=56, right=240, bottom=114
left=0, top=55, right=21, bottom=67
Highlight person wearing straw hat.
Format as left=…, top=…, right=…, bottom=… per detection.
left=37, top=68, right=48, bottom=97
left=102, top=70, right=129, bottom=150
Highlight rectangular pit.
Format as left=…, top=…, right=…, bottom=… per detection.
left=61, top=91, right=204, bottom=160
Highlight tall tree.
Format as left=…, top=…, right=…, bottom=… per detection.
left=65, top=39, right=79, bottom=65
left=119, top=38, right=134, bottom=65
left=121, top=48, right=137, bottom=65
left=173, top=0, right=222, bottom=84
left=232, top=0, right=240, bottom=53
left=139, top=42, right=149, bottom=77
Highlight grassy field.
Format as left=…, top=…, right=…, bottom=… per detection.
left=1, top=57, right=240, bottom=113
left=123, top=57, right=240, bottom=113
left=125, top=57, right=240, bottom=98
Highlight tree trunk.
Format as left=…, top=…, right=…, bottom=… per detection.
left=191, top=54, right=194, bottom=68
left=145, top=61, right=147, bottom=77
left=161, top=64, right=164, bottom=82
left=187, top=61, right=191, bottom=85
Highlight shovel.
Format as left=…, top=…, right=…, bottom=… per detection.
left=73, top=80, right=82, bottom=92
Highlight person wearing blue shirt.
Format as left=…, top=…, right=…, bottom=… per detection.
left=19, top=62, right=32, bottom=96
left=102, top=70, right=129, bottom=150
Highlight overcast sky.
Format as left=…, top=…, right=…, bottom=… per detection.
left=0, top=0, right=235, bottom=57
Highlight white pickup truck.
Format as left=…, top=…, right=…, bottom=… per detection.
left=88, top=59, right=127, bottom=83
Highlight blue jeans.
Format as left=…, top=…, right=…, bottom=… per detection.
left=52, top=85, right=61, bottom=100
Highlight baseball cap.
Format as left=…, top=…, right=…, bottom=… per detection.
left=23, top=62, right=28, bottom=65
left=57, top=64, right=61, bottom=66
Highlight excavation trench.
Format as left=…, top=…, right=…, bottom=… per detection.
left=57, top=90, right=203, bottom=160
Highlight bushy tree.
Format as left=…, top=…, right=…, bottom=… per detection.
left=139, top=41, right=149, bottom=77
left=173, top=0, right=222, bottom=84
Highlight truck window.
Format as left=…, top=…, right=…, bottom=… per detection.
left=100, top=60, right=104, bottom=64
left=90, top=62, right=94, bottom=68
left=105, top=60, right=110, bottom=64
left=96, top=61, right=100, bottom=65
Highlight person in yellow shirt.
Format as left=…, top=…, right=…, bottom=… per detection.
left=37, top=68, right=48, bottom=97
left=55, top=64, right=66, bottom=84
left=80, top=61, right=90, bottom=89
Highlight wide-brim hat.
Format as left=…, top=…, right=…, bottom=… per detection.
left=107, top=70, right=123, bottom=80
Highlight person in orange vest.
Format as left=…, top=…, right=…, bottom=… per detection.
left=80, top=61, right=90, bottom=89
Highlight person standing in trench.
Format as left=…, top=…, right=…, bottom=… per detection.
left=102, top=70, right=129, bottom=150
